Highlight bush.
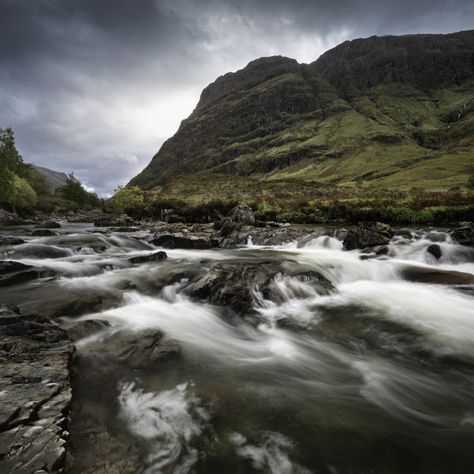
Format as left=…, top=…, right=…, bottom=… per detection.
left=107, top=186, right=145, bottom=216
left=7, top=174, right=37, bottom=210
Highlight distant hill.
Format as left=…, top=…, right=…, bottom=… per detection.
left=129, top=29, right=474, bottom=192
left=33, top=165, right=68, bottom=190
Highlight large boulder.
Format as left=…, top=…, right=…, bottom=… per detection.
left=343, top=222, right=394, bottom=250
left=186, top=259, right=333, bottom=315
left=0, top=307, right=74, bottom=473
left=451, top=225, right=473, bottom=246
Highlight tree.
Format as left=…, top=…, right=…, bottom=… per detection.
left=107, top=186, right=145, bottom=215
left=0, top=127, right=29, bottom=204
left=56, top=173, right=100, bottom=209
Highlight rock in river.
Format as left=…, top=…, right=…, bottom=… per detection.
left=0, top=306, right=74, bottom=474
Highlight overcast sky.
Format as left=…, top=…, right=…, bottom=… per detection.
left=1, top=0, right=473, bottom=196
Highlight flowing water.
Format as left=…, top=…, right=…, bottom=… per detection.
left=1, top=223, right=474, bottom=473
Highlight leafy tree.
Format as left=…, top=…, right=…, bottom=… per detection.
left=6, top=174, right=37, bottom=210
left=107, top=186, right=145, bottom=215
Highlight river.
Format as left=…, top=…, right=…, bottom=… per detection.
left=1, top=223, right=474, bottom=473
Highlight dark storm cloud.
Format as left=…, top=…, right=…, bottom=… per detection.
left=1, top=0, right=473, bottom=195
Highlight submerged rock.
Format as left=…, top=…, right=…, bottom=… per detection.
left=19, top=290, right=122, bottom=318
left=0, top=307, right=74, bottom=474
left=0, top=261, right=57, bottom=287
left=11, top=243, right=73, bottom=259
left=82, top=327, right=180, bottom=367
left=400, top=265, right=474, bottom=285
left=31, top=228, right=59, bottom=237
left=37, top=221, right=61, bottom=229
left=0, top=236, right=25, bottom=246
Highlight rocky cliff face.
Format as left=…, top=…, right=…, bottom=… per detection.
left=130, top=30, right=474, bottom=191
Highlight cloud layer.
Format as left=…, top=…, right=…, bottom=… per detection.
left=1, top=0, right=473, bottom=195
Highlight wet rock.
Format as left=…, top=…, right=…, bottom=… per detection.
left=37, top=221, right=61, bottom=229
left=426, top=244, right=442, bottom=259
left=394, top=228, right=415, bottom=239
left=83, top=327, right=180, bottom=367
left=220, top=225, right=315, bottom=248
left=0, top=307, right=74, bottom=474
left=31, top=229, right=59, bottom=237
left=425, top=231, right=448, bottom=242
left=226, top=203, right=255, bottom=226
left=11, top=243, right=73, bottom=259
left=375, top=245, right=391, bottom=256
left=451, top=225, right=473, bottom=246
left=150, top=232, right=218, bottom=249
left=128, top=250, right=167, bottom=264
left=66, top=416, right=141, bottom=474
left=0, top=236, right=25, bottom=246
left=343, top=222, right=393, bottom=250
left=186, top=259, right=333, bottom=315
left=0, top=261, right=57, bottom=287
left=93, top=214, right=136, bottom=227
left=0, top=209, right=24, bottom=226
left=65, top=319, right=111, bottom=340
left=400, top=265, right=474, bottom=285
left=20, top=290, right=122, bottom=318
left=110, top=226, right=140, bottom=232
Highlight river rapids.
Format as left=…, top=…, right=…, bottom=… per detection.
left=1, top=223, right=474, bottom=473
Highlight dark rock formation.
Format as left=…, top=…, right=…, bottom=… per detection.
left=343, top=222, right=394, bottom=250
left=400, top=265, right=474, bottom=285
left=0, top=307, right=74, bottom=473
left=0, top=236, right=25, bottom=246
left=186, top=259, right=333, bottom=315
left=451, top=225, right=473, bottom=246
left=128, top=250, right=167, bottom=264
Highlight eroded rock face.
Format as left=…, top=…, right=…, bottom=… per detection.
left=0, top=307, right=74, bottom=474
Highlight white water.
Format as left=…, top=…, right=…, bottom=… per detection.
left=3, top=225, right=474, bottom=472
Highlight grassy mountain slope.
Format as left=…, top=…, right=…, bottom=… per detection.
left=129, top=30, right=474, bottom=192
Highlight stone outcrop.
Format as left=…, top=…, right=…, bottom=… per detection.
left=0, top=307, right=74, bottom=473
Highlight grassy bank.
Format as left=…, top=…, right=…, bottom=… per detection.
left=114, top=173, right=474, bottom=225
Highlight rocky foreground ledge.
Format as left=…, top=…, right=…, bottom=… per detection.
left=0, top=306, right=74, bottom=473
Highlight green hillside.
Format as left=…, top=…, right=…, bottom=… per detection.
left=129, top=30, right=474, bottom=192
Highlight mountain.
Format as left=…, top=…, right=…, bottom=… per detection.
left=33, top=165, right=68, bottom=190
left=130, top=30, right=474, bottom=191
